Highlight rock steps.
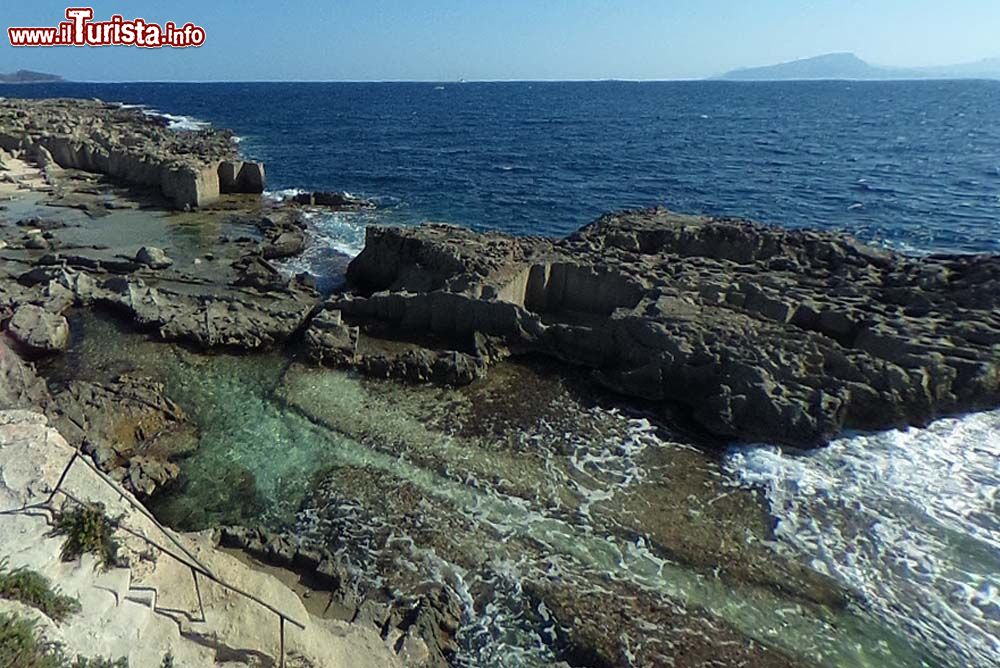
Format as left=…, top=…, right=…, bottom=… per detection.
left=0, top=410, right=401, bottom=668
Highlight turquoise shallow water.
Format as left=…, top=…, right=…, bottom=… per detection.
left=49, top=311, right=979, bottom=668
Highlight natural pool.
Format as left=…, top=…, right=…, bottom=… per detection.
left=46, top=310, right=986, bottom=668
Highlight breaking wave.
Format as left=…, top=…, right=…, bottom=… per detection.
left=724, top=411, right=1000, bottom=668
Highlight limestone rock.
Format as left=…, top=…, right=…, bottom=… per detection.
left=135, top=245, right=173, bottom=269
left=0, top=338, right=50, bottom=409
left=304, top=308, right=359, bottom=365
left=75, top=274, right=317, bottom=351
left=0, top=98, right=264, bottom=208
left=218, top=160, right=266, bottom=194
left=258, top=211, right=307, bottom=260
left=47, top=375, right=193, bottom=497
left=7, top=304, right=69, bottom=353
left=340, top=209, right=1000, bottom=447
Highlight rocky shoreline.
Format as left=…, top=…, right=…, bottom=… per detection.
left=1, top=97, right=996, bottom=667
left=0, top=98, right=265, bottom=208
left=327, top=211, right=1000, bottom=446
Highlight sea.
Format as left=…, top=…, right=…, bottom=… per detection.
left=10, top=80, right=999, bottom=667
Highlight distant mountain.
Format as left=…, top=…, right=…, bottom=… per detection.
left=0, top=70, right=64, bottom=84
left=917, top=57, right=1000, bottom=79
left=716, top=53, right=1000, bottom=81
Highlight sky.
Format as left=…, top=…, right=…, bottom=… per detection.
left=1, top=0, right=999, bottom=81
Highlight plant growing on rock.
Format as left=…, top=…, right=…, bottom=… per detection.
left=0, top=559, right=81, bottom=623
left=49, top=502, right=121, bottom=571
left=0, top=612, right=64, bottom=668
left=0, top=612, right=129, bottom=668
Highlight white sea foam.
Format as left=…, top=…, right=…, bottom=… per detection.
left=724, top=410, right=1000, bottom=667
left=273, top=209, right=374, bottom=288
left=263, top=188, right=308, bottom=203
left=263, top=191, right=373, bottom=276
left=116, top=103, right=211, bottom=132
left=156, top=112, right=211, bottom=131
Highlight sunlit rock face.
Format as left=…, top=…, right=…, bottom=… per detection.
left=0, top=97, right=265, bottom=208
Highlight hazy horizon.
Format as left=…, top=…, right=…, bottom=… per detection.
left=1, top=1, right=999, bottom=82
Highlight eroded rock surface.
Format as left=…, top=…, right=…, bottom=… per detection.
left=218, top=525, right=461, bottom=668
left=0, top=338, right=50, bottom=409
left=7, top=303, right=70, bottom=354
left=0, top=98, right=265, bottom=208
left=48, top=375, right=194, bottom=497
left=337, top=209, right=1000, bottom=446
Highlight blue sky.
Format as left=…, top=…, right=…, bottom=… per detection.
left=2, top=1, right=999, bottom=81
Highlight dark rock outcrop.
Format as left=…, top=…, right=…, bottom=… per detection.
left=338, top=209, right=1000, bottom=447
left=78, top=274, right=317, bottom=351
left=257, top=211, right=307, bottom=260
left=292, top=191, right=375, bottom=209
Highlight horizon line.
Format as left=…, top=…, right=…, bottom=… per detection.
left=4, top=76, right=1000, bottom=84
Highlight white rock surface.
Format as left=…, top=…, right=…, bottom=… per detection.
left=0, top=409, right=400, bottom=667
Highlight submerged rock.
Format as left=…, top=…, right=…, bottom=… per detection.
left=339, top=209, right=1000, bottom=447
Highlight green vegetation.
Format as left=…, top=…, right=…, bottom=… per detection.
left=0, top=560, right=81, bottom=623
left=0, top=613, right=128, bottom=668
left=68, top=657, right=128, bottom=668
left=49, top=503, right=121, bottom=571
left=0, top=612, right=63, bottom=668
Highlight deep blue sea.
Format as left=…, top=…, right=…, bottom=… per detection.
left=6, top=80, right=1000, bottom=255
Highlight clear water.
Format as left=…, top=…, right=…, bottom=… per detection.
left=17, top=80, right=1000, bottom=666
left=56, top=313, right=987, bottom=667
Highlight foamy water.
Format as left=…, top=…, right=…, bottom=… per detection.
left=118, top=103, right=212, bottom=132
left=725, top=411, right=1000, bottom=668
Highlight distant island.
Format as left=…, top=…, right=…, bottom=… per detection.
left=717, top=53, right=1000, bottom=81
left=0, top=70, right=64, bottom=84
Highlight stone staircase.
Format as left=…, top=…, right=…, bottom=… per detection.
left=0, top=410, right=400, bottom=668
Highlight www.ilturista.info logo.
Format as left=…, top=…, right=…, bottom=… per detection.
left=8, top=8, right=205, bottom=48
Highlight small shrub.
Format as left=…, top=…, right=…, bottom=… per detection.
left=0, top=559, right=81, bottom=623
left=160, top=653, right=175, bottom=668
left=0, top=612, right=64, bottom=668
left=49, top=503, right=121, bottom=571
left=0, top=613, right=129, bottom=668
